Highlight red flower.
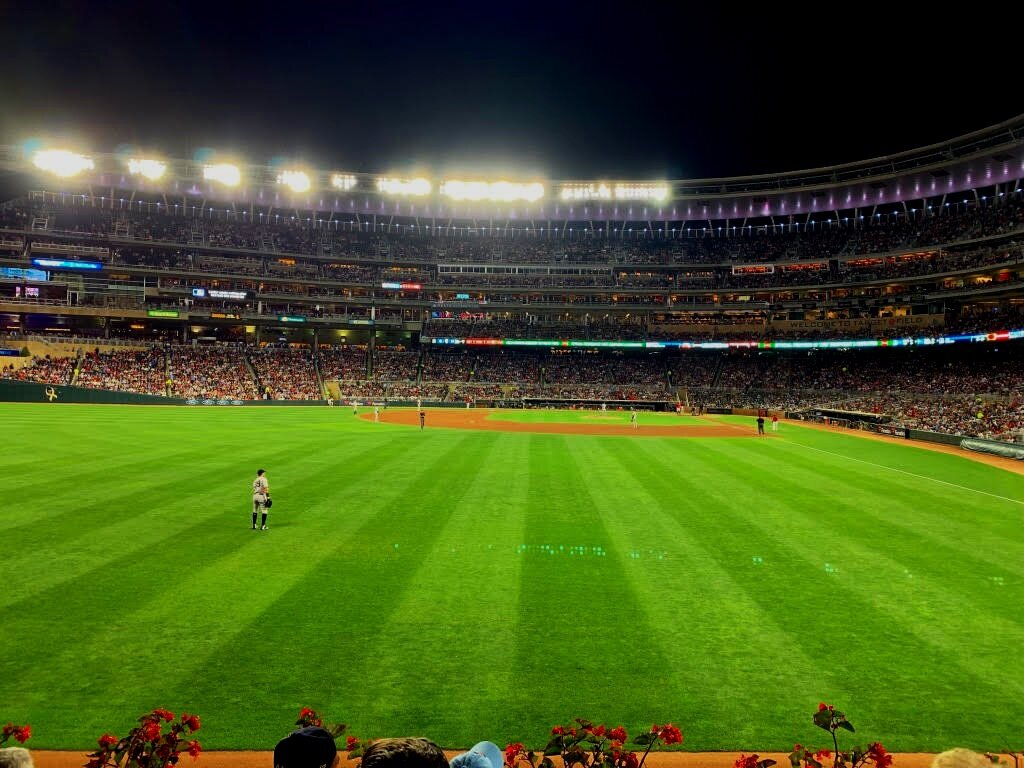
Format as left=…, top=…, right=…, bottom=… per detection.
left=818, top=703, right=830, bottom=712
left=551, top=725, right=565, bottom=736
left=504, top=742, right=524, bottom=767
left=153, top=709, right=175, bottom=722
left=14, top=725, right=31, bottom=743
left=182, top=714, right=201, bottom=732
left=346, top=736, right=360, bottom=751
left=610, top=741, right=623, bottom=751
left=142, top=721, right=162, bottom=741
left=188, top=740, right=202, bottom=759
left=609, top=727, right=628, bottom=743
left=658, top=724, right=683, bottom=745
left=625, top=752, right=640, bottom=768
left=98, top=733, right=119, bottom=748
left=868, top=743, right=892, bottom=768
left=592, top=724, right=606, bottom=738
left=814, top=750, right=832, bottom=761
left=86, top=758, right=105, bottom=768
left=734, top=754, right=760, bottom=768
left=299, top=708, right=316, bottom=718
left=793, top=744, right=804, bottom=752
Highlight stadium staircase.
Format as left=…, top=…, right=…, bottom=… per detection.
left=189, top=223, right=206, bottom=247
left=69, top=348, right=85, bottom=385
left=243, top=354, right=262, bottom=396
left=313, top=355, right=328, bottom=398
left=709, top=356, right=725, bottom=388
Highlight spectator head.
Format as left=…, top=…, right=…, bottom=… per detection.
left=273, top=727, right=338, bottom=768
left=930, top=750, right=993, bottom=768
left=0, top=749, right=34, bottom=768
left=451, top=741, right=503, bottom=768
left=360, top=737, right=447, bottom=768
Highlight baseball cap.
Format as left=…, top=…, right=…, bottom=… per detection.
left=274, top=727, right=338, bottom=768
left=450, top=741, right=503, bottom=768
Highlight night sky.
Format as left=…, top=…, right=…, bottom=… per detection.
left=1, top=1, right=1020, bottom=180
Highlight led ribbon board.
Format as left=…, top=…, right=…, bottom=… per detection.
left=420, top=329, right=1024, bottom=349
left=31, top=258, right=102, bottom=271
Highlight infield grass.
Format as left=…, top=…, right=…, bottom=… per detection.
left=2, top=405, right=1023, bottom=752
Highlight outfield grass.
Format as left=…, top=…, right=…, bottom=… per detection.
left=487, top=409, right=707, bottom=426
left=2, top=404, right=1023, bottom=752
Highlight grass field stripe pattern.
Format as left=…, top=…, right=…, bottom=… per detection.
left=780, top=436, right=1024, bottom=506
left=3, top=404, right=1023, bottom=751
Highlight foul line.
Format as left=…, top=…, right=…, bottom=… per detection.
left=782, top=439, right=1024, bottom=506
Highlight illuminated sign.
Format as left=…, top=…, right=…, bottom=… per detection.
left=0, top=349, right=19, bottom=356
left=381, top=282, right=423, bottom=290
left=331, top=173, right=357, bottom=191
left=455, top=293, right=471, bottom=300
left=193, top=288, right=248, bottom=300
left=0, top=267, right=48, bottom=281
left=147, top=309, right=180, bottom=318
left=440, top=180, right=544, bottom=202
left=278, top=315, right=306, bottom=323
left=421, top=330, right=1024, bottom=350
left=559, top=183, right=670, bottom=202
left=210, top=312, right=241, bottom=320
left=377, top=177, right=431, bottom=196
left=31, top=258, right=102, bottom=271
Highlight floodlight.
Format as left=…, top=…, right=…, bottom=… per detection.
left=127, top=158, right=167, bottom=180
left=331, top=174, right=357, bottom=191
left=277, top=170, right=311, bottom=193
left=32, top=149, right=94, bottom=178
left=203, top=163, right=241, bottom=186
left=440, top=180, right=545, bottom=203
left=377, top=177, right=431, bottom=196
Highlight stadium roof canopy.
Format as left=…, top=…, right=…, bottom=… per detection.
left=4, top=113, right=1023, bottom=223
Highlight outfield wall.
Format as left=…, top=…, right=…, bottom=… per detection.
left=0, top=379, right=184, bottom=405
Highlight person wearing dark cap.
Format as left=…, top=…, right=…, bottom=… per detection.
left=360, top=737, right=447, bottom=768
left=274, top=726, right=338, bottom=768
left=252, top=468, right=270, bottom=530
left=450, top=741, right=503, bottom=768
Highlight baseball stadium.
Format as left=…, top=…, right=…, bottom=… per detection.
left=3, top=112, right=1024, bottom=768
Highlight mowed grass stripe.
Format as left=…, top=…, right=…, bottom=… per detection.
left=506, top=436, right=678, bottom=735
left=635, top=437, right=1020, bottom=749
left=0, top=429, right=434, bottom=739
left=346, top=432, right=528, bottom=747
left=178, top=430, right=484, bottom=749
left=582, top=437, right=830, bottom=750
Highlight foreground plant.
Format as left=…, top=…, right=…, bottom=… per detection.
left=294, top=708, right=363, bottom=759
left=505, top=719, right=684, bottom=768
left=788, top=704, right=892, bottom=768
left=85, top=709, right=201, bottom=768
left=1, top=723, right=32, bottom=746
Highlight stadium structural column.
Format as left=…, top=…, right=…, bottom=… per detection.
left=312, top=328, right=318, bottom=353
left=182, top=322, right=189, bottom=342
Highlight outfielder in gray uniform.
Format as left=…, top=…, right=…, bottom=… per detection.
left=252, top=468, right=270, bottom=530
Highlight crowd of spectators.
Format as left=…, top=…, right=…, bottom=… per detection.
left=5, top=195, right=1023, bottom=299
left=76, top=348, right=166, bottom=395
left=249, top=347, right=321, bottom=400
left=0, top=355, right=74, bottom=384
left=168, top=346, right=259, bottom=400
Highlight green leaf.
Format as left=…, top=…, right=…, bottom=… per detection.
left=759, top=760, right=778, bottom=768
left=838, top=721, right=856, bottom=733
left=633, top=733, right=656, bottom=746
